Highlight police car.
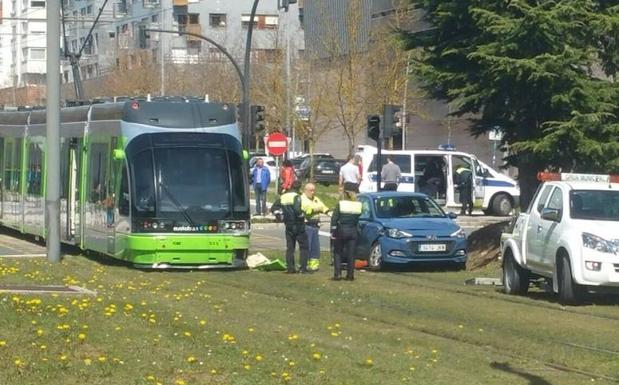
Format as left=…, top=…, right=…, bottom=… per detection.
left=501, top=172, right=619, bottom=304
left=357, top=145, right=520, bottom=216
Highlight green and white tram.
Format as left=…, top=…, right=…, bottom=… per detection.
left=0, top=100, right=250, bottom=268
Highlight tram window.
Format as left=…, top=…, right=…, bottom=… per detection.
left=119, top=165, right=130, bottom=216
left=89, top=143, right=109, bottom=203
left=4, top=142, right=13, bottom=190
left=60, top=140, right=69, bottom=199
left=228, top=151, right=248, bottom=212
left=27, top=141, right=44, bottom=196
left=4, top=139, right=23, bottom=193
left=132, top=150, right=155, bottom=212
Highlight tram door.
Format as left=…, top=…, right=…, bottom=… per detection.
left=67, top=139, right=80, bottom=240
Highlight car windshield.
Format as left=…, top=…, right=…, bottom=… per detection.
left=374, top=196, right=445, bottom=218
left=570, top=190, right=619, bottom=221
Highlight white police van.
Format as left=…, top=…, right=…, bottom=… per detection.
left=357, top=145, right=520, bottom=216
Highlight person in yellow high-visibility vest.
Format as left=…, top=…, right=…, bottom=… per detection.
left=301, top=183, right=330, bottom=271
left=271, top=180, right=310, bottom=273
left=330, top=191, right=362, bottom=281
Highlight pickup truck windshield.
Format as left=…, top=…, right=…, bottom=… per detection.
left=570, top=190, right=619, bottom=221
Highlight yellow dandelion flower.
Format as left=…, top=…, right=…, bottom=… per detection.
left=59, top=355, right=67, bottom=361
left=288, top=361, right=295, bottom=367
left=244, top=364, right=251, bottom=370
left=199, top=320, right=207, bottom=326
left=0, top=340, right=6, bottom=347
left=84, top=358, right=92, bottom=366
left=40, top=345, right=47, bottom=350
left=98, top=356, right=107, bottom=362
left=242, top=350, right=249, bottom=356
left=183, top=331, right=191, bottom=337
left=14, top=359, right=24, bottom=367
left=146, top=375, right=155, bottom=381
left=330, top=332, right=338, bottom=337
left=175, top=380, right=186, bottom=385
left=255, top=355, right=263, bottom=362
left=187, top=356, right=197, bottom=363
left=431, top=349, right=438, bottom=354
left=78, top=333, right=86, bottom=341
left=312, top=352, right=321, bottom=360
left=36, top=329, right=44, bottom=336
left=210, top=369, right=217, bottom=375
left=365, top=358, right=374, bottom=366
left=319, top=370, right=325, bottom=374
left=248, top=327, right=255, bottom=332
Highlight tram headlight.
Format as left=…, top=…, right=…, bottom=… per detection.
left=219, top=220, right=250, bottom=233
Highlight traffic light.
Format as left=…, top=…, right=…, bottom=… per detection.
left=251, top=105, right=265, bottom=132
left=383, top=104, right=402, bottom=138
left=367, top=115, right=381, bottom=142
left=138, top=25, right=150, bottom=49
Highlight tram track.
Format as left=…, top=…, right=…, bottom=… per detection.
left=203, top=275, right=619, bottom=383
left=380, top=271, right=619, bottom=322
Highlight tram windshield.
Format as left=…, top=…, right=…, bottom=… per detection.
left=131, top=146, right=248, bottom=221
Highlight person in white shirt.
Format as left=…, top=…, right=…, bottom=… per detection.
left=339, top=155, right=361, bottom=199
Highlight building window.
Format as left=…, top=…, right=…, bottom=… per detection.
left=30, top=0, right=45, bottom=7
left=30, top=48, right=45, bottom=60
left=86, top=5, right=92, bottom=14
left=209, top=13, right=226, bottom=28
left=188, top=13, right=199, bottom=24
left=241, top=14, right=278, bottom=30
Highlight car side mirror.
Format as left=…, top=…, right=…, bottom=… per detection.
left=447, top=212, right=458, bottom=219
left=541, top=207, right=561, bottom=222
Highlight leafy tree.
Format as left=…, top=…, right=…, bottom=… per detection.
left=405, top=0, right=619, bottom=206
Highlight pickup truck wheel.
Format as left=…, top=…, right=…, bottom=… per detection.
left=558, top=255, right=583, bottom=305
left=368, top=243, right=383, bottom=272
left=503, top=254, right=529, bottom=295
left=492, top=194, right=513, bottom=216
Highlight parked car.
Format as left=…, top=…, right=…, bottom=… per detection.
left=354, top=192, right=467, bottom=271
left=296, top=158, right=344, bottom=185
left=291, top=153, right=334, bottom=175
left=249, top=156, right=278, bottom=184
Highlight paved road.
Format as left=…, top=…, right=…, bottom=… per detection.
left=250, top=215, right=509, bottom=252
left=0, top=231, right=46, bottom=257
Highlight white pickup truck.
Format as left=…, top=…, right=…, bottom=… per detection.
left=500, top=173, right=619, bottom=304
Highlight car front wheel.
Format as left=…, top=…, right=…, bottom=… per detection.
left=368, top=242, right=383, bottom=271
left=503, top=252, right=529, bottom=295
left=558, top=254, right=583, bottom=305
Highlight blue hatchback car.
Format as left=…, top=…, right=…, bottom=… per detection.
left=355, top=192, right=467, bottom=270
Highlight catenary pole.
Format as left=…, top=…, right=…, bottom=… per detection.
left=242, top=0, right=260, bottom=149
left=46, top=0, right=61, bottom=262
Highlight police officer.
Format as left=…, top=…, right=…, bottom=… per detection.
left=301, top=183, right=330, bottom=271
left=330, top=191, right=363, bottom=281
left=455, top=164, right=473, bottom=215
left=272, top=180, right=310, bottom=274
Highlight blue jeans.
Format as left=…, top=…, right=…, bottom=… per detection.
left=306, top=224, right=320, bottom=260
left=254, top=186, right=267, bottom=215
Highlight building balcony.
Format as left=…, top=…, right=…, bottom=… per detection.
left=186, top=24, right=202, bottom=40
left=173, top=0, right=188, bottom=6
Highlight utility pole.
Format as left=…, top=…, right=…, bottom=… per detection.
left=401, top=53, right=412, bottom=150
left=46, top=0, right=61, bottom=262
left=285, top=9, right=293, bottom=155
left=242, top=0, right=260, bottom=149
left=160, top=1, right=166, bottom=96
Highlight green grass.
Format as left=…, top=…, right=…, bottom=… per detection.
left=1, top=253, right=619, bottom=385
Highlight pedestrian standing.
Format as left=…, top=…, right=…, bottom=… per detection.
left=455, top=164, right=473, bottom=215
left=279, top=159, right=296, bottom=194
left=301, top=183, right=330, bottom=271
left=339, top=155, right=361, bottom=199
left=381, top=156, right=401, bottom=191
left=252, top=158, right=271, bottom=216
left=330, top=191, right=362, bottom=281
left=271, top=180, right=310, bottom=274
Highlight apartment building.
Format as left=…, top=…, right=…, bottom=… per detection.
left=1, top=0, right=47, bottom=88
left=61, top=0, right=304, bottom=89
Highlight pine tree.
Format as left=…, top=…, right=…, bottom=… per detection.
left=406, top=0, right=619, bottom=206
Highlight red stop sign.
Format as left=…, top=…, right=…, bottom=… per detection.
left=266, top=132, right=288, bottom=156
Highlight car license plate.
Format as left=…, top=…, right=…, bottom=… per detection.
left=419, top=244, right=446, bottom=252
left=321, top=170, right=334, bottom=174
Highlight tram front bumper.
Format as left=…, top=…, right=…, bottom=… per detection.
left=126, top=234, right=249, bottom=268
